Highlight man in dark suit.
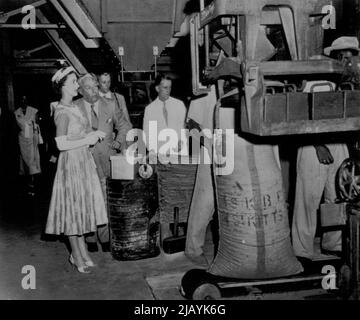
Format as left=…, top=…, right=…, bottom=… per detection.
left=75, top=73, right=132, bottom=252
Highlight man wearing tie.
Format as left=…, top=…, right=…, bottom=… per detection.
left=142, top=74, right=187, bottom=157
left=98, top=72, right=131, bottom=124
left=76, top=73, right=132, bottom=252
left=143, top=74, right=188, bottom=246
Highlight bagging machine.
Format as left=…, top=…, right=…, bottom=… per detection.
left=189, top=0, right=360, bottom=136
left=181, top=0, right=360, bottom=300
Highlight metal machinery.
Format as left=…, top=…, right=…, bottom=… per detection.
left=189, top=0, right=360, bottom=135
left=334, top=158, right=360, bottom=299
left=1, top=0, right=360, bottom=300
left=0, top=0, right=188, bottom=119
left=182, top=0, right=360, bottom=299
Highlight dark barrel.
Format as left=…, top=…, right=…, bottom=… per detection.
left=107, top=165, right=160, bottom=260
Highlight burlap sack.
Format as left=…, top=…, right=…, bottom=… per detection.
left=209, top=134, right=303, bottom=279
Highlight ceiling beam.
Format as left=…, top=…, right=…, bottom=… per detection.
left=37, top=9, right=87, bottom=74
left=15, top=58, right=61, bottom=68
left=0, top=23, right=66, bottom=29
left=57, top=0, right=102, bottom=38
left=49, top=0, right=99, bottom=48
left=14, top=43, right=53, bottom=58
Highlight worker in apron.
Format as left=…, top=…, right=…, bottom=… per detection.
left=292, top=37, right=359, bottom=262
left=14, top=95, right=42, bottom=196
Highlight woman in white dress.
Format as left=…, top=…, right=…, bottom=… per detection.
left=45, top=66, right=107, bottom=273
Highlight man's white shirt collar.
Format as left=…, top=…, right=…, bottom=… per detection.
left=156, top=97, right=172, bottom=105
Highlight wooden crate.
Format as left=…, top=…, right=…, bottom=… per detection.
left=240, top=90, right=360, bottom=136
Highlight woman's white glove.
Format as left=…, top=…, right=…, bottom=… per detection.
left=86, top=130, right=106, bottom=146
left=56, top=130, right=106, bottom=151
left=87, top=130, right=106, bottom=139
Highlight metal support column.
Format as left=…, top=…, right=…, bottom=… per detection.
left=37, top=9, right=87, bottom=74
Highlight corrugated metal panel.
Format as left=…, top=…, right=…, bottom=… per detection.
left=107, top=0, right=173, bottom=22
left=49, top=0, right=99, bottom=48
left=78, top=0, right=185, bottom=71
left=103, top=0, right=175, bottom=71
left=106, top=23, right=173, bottom=71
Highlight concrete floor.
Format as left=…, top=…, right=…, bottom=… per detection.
left=0, top=174, right=209, bottom=300
left=0, top=174, right=341, bottom=300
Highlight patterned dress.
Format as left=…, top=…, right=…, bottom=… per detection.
left=45, top=104, right=108, bottom=236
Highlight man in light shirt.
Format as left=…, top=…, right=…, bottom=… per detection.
left=142, top=75, right=188, bottom=158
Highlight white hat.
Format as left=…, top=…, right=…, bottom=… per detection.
left=51, top=66, right=76, bottom=83
left=324, top=36, right=360, bottom=56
